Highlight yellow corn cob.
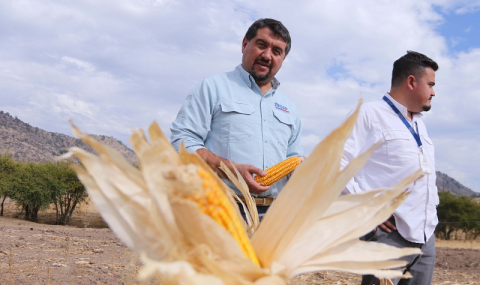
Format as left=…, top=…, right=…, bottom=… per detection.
left=187, top=168, right=260, bottom=266
left=254, top=156, right=301, bottom=186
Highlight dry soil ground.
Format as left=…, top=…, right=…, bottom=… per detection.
left=1, top=199, right=479, bottom=284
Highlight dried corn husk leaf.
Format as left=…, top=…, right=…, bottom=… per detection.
left=64, top=100, right=423, bottom=284
left=219, top=161, right=260, bottom=235
left=138, top=256, right=224, bottom=285
left=65, top=148, right=177, bottom=261
left=63, top=124, right=266, bottom=284
left=280, top=171, right=422, bottom=271
left=252, top=103, right=365, bottom=266
left=251, top=101, right=421, bottom=279
left=380, top=277, right=396, bottom=285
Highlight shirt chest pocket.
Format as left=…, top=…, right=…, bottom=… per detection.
left=421, top=134, right=435, bottom=164
left=273, top=110, right=294, bottom=152
left=220, top=101, right=255, bottom=143
left=383, top=130, right=414, bottom=166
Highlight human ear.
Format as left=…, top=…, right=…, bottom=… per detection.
left=241, top=37, right=248, bottom=53
left=407, top=75, right=416, bottom=91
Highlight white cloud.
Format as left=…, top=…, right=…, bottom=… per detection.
left=0, top=0, right=479, bottom=192
left=454, top=2, right=480, bottom=14
left=61, top=56, right=96, bottom=72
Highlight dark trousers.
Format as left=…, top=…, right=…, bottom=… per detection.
left=237, top=203, right=269, bottom=222
left=361, top=219, right=436, bottom=285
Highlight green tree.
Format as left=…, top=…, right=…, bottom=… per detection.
left=436, top=191, right=480, bottom=240
left=45, top=161, right=87, bottom=225
left=469, top=204, right=480, bottom=240
left=0, top=153, right=16, bottom=216
left=436, top=191, right=461, bottom=240
left=457, top=196, right=480, bottom=240
left=10, top=162, right=52, bottom=222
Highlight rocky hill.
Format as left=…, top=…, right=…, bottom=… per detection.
left=0, top=111, right=137, bottom=165
left=436, top=171, right=479, bottom=197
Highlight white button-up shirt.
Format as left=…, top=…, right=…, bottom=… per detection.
left=341, top=93, right=439, bottom=244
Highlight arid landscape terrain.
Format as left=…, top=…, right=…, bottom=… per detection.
left=1, top=198, right=479, bottom=285
left=2, top=110, right=479, bottom=284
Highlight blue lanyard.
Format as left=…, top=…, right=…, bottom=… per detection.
left=383, top=96, right=422, bottom=148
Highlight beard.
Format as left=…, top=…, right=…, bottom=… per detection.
left=423, top=97, right=433, bottom=112
left=249, top=58, right=271, bottom=82
left=250, top=69, right=271, bottom=82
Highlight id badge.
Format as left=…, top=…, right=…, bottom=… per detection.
left=418, top=152, right=432, bottom=174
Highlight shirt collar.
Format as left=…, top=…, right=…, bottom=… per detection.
left=271, top=77, right=280, bottom=89
left=385, top=93, right=423, bottom=122
left=235, top=64, right=281, bottom=92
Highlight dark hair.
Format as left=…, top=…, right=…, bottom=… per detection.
left=245, top=18, right=291, bottom=56
left=391, top=51, right=439, bottom=87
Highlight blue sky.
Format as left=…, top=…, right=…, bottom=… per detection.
left=436, top=8, right=480, bottom=53
left=1, top=0, right=480, bottom=193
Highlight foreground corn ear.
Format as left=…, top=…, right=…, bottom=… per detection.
left=184, top=167, right=260, bottom=266
left=254, top=156, right=302, bottom=186
left=63, top=100, right=424, bottom=284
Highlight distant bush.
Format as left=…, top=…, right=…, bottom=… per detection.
left=0, top=154, right=87, bottom=225
left=10, top=162, right=53, bottom=221
left=435, top=191, right=480, bottom=240
left=0, top=153, right=16, bottom=216
left=45, top=161, right=88, bottom=225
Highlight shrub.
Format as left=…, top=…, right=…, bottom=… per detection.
left=2, top=158, right=87, bottom=225
left=436, top=191, right=480, bottom=240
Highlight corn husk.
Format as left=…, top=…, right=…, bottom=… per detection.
left=62, top=101, right=422, bottom=284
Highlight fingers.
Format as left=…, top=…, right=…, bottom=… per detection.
left=378, top=220, right=397, bottom=233
left=247, top=165, right=267, bottom=177
left=243, top=173, right=270, bottom=194
left=249, top=184, right=270, bottom=194
left=235, top=164, right=270, bottom=194
left=383, top=220, right=397, bottom=231
left=246, top=166, right=269, bottom=193
left=378, top=223, right=391, bottom=233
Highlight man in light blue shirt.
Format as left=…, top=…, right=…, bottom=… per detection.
left=170, top=18, right=303, bottom=214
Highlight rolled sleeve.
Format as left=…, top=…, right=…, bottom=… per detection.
left=170, top=81, right=215, bottom=152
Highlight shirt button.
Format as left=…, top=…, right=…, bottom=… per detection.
left=263, top=119, right=266, bottom=122
left=265, top=140, right=268, bottom=143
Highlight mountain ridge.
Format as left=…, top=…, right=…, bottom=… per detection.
left=0, top=111, right=137, bottom=165
left=436, top=171, right=478, bottom=197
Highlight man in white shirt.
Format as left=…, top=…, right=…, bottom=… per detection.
left=341, top=51, right=439, bottom=285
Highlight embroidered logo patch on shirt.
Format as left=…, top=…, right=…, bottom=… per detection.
left=275, top=102, right=289, bottom=113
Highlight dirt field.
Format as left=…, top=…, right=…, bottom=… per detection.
left=1, top=199, right=480, bottom=284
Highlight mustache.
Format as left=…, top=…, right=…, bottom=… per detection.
left=255, top=58, right=271, bottom=68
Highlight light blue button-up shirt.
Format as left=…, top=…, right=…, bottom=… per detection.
left=170, top=65, right=304, bottom=197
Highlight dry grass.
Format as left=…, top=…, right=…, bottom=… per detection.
left=436, top=239, right=480, bottom=250
left=1, top=197, right=107, bottom=228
